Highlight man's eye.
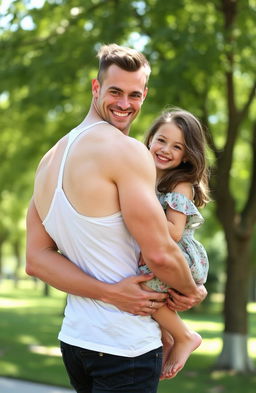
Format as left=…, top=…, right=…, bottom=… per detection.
left=131, top=93, right=141, bottom=99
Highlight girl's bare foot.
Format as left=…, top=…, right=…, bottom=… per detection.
left=162, top=331, right=202, bottom=379
left=159, top=330, right=174, bottom=380
left=160, top=335, right=174, bottom=380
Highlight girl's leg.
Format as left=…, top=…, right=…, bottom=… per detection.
left=153, top=305, right=202, bottom=379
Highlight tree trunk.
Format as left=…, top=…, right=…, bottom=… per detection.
left=43, top=282, right=50, bottom=296
left=217, top=332, right=254, bottom=372
left=249, top=271, right=256, bottom=302
left=0, top=231, right=8, bottom=283
left=13, top=239, right=22, bottom=288
left=215, top=236, right=255, bottom=371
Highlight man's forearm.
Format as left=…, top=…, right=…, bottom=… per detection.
left=144, top=241, right=198, bottom=296
left=26, top=247, right=167, bottom=315
left=26, top=199, right=167, bottom=315
left=26, top=198, right=111, bottom=299
left=26, top=246, right=113, bottom=299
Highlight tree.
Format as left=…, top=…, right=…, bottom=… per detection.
left=136, top=0, right=256, bottom=371
left=207, top=1, right=256, bottom=372
left=0, top=192, right=26, bottom=285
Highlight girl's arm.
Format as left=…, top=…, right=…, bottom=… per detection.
left=166, top=182, right=208, bottom=311
left=166, top=182, right=193, bottom=242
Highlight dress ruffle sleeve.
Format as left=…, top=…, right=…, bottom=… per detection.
left=158, top=191, right=204, bottom=229
left=142, top=191, right=209, bottom=287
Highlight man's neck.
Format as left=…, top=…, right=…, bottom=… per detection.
left=79, top=102, right=105, bottom=126
left=83, top=101, right=131, bottom=136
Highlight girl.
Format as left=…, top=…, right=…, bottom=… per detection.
left=139, top=107, right=210, bottom=379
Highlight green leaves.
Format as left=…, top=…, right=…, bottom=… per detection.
left=0, top=0, right=255, bottom=254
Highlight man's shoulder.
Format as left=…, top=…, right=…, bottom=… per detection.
left=104, top=134, right=155, bottom=182
left=35, top=135, right=67, bottom=175
left=114, top=135, right=153, bottom=168
left=110, top=132, right=150, bottom=156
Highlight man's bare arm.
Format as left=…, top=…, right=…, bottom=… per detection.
left=26, top=199, right=167, bottom=315
left=115, top=139, right=205, bottom=305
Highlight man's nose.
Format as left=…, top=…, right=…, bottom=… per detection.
left=117, top=95, right=130, bottom=109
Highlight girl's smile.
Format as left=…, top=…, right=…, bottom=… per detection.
left=149, top=123, right=186, bottom=177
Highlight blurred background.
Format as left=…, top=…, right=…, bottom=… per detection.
left=0, top=0, right=255, bottom=392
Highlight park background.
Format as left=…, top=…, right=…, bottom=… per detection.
left=0, top=0, right=255, bottom=392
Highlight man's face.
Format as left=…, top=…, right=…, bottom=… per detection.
left=92, top=64, right=148, bottom=135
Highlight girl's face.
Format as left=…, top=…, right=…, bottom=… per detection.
left=149, top=122, right=186, bottom=177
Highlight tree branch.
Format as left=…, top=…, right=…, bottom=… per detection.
left=0, top=0, right=114, bottom=51
left=238, top=81, right=256, bottom=125
left=219, top=0, right=239, bottom=181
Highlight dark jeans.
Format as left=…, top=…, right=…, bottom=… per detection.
left=60, top=341, right=162, bottom=393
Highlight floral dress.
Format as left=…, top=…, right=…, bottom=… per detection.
left=139, top=191, right=209, bottom=292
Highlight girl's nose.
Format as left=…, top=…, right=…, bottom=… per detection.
left=161, top=145, right=170, bottom=154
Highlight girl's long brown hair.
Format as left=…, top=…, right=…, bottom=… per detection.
left=145, top=108, right=210, bottom=207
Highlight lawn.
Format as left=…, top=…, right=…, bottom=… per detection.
left=0, top=279, right=256, bottom=393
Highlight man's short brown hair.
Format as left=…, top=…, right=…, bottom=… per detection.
left=97, top=43, right=151, bottom=86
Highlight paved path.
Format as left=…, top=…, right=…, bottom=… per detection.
left=0, top=377, right=74, bottom=393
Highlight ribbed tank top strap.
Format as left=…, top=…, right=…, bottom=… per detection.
left=57, top=121, right=107, bottom=189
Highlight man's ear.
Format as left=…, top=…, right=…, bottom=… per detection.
left=92, top=79, right=100, bottom=97
left=143, top=86, right=148, bottom=101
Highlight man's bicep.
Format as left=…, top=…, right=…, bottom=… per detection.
left=117, top=163, right=169, bottom=253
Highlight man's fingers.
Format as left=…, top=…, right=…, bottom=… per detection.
left=147, top=299, right=165, bottom=313
left=136, top=299, right=165, bottom=316
left=166, top=289, right=193, bottom=311
left=135, top=273, right=154, bottom=282
left=168, top=289, right=189, bottom=304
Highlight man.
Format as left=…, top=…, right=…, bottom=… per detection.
left=26, top=44, right=206, bottom=393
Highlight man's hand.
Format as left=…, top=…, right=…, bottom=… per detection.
left=104, top=274, right=168, bottom=316
left=166, top=284, right=207, bottom=312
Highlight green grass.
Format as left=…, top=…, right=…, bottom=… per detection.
left=0, top=279, right=256, bottom=392
left=0, top=279, right=69, bottom=387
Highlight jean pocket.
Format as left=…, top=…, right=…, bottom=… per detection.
left=93, top=354, right=134, bottom=390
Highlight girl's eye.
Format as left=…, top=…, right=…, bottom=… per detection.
left=174, top=145, right=182, bottom=150
left=157, top=138, right=165, bottom=143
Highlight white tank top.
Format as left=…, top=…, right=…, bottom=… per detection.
left=43, top=122, right=161, bottom=357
